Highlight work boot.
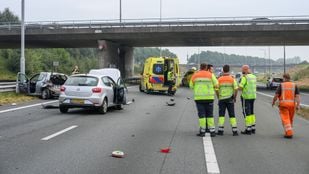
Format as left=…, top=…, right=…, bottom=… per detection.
left=233, top=131, right=239, bottom=136
left=210, top=132, right=216, bottom=137
left=196, top=132, right=205, bottom=137
left=217, top=130, right=224, bottom=136
left=284, top=135, right=293, bottom=139
left=241, top=129, right=252, bottom=135
left=205, top=128, right=210, bottom=133
left=251, top=129, right=256, bottom=134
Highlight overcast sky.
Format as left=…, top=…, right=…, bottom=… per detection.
left=1, top=0, right=309, bottom=63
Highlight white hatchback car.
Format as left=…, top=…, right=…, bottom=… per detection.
left=59, top=68, right=127, bottom=114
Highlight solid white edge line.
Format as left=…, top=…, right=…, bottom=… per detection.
left=256, top=91, right=309, bottom=107
left=41, top=125, right=78, bottom=141
left=203, top=133, right=220, bottom=174
left=0, top=100, right=58, bottom=114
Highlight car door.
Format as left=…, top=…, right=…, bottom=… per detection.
left=16, top=72, right=29, bottom=93
left=115, top=77, right=127, bottom=104
left=102, top=77, right=114, bottom=106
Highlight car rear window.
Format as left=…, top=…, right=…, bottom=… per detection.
left=65, top=76, right=98, bottom=86
left=153, top=64, right=164, bottom=75
left=273, top=78, right=283, bottom=82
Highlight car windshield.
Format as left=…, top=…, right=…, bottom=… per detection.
left=65, top=76, right=98, bottom=86
left=273, top=78, right=283, bottom=82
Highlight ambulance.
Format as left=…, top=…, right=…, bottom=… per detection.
left=139, top=57, right=180, bottom=95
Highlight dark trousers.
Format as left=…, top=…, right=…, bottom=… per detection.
left=167, top=81, right=174, bottom=94
left=219, top=98, right=235, bottom=118
left=241, top=97, right=255, bottom=117
left=195, top=100, right=214, bottom=119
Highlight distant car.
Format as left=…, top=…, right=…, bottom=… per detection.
left=181, top=69, right=196, bottom=87
left=58, top=68, right=127, bottom=114
left=17, top=72, right=68, bottom=99
left=266, top=77, right=283, bottom=89
left=251, top=17, right=271, bottom=25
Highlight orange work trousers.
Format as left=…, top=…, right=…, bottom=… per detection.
left=279, top=105, right=295, bottom=136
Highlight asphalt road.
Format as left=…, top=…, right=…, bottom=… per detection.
left=0, top=87, right=308, bottom=174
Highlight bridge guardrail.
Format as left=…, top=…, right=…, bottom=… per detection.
left=125, top=77, right=141, bottom=86
left=1, top=16, right=309, bottom=30
left=0, top=82, right=16, bottom=92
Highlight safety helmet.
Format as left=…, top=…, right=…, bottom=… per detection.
left=191, top=67, right=197, bottom=71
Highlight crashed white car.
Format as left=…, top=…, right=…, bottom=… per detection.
left=59, top=68, right=127, bottom=114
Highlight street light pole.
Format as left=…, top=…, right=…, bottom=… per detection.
left=20, top=0, right=25, bottom=74
left=283, top=44, right=286, bottom=74
left=119, top=0, right=122, bottom=22
left=160, top=0, right=162, bottom=22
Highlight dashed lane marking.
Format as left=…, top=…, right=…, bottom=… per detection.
left=41, top=125, right=78, bottom=141
left=0, top=101, right=58, bottom=114
left=203, top=133, right=220, bottom=174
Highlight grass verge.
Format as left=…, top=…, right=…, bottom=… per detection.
left=0, top=92, right=35, bottom=105
left=297, top=107, right=309, bottom=120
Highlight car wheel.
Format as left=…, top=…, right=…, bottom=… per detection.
left=59, top=106, right=68, bottom=113
left=139, top=84, right=144, bottom=92
left=99, top=98, right=108, bottom=114
left=41, top=88, right=50, bottom=99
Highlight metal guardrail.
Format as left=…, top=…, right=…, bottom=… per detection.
left=1, top=16, right=309, bottom=30
left=125, top=77, right=141, bottom=85
left=0, top=82, right=16, bottom=92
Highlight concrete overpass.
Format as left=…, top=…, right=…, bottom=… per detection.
left=1, top=16, right=309, bottom=77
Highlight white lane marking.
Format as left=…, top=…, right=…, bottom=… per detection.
left=0, top=100, right=58, bottom=114
left=41, top=125, right=78, bottom=141
left=257, top=91, right=309, bottom=108
left=203, top=133, right=220, bottom=174
left=301, top=92, right=309, bottom=96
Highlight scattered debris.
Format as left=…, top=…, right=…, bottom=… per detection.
left=111, top=151, right=125, bottom=158
left=42, top=104, right=59, bottom=109
left=126, top=99, right=135, bottom=105
left=170, top=98, right=174, bottom=102
left=11, top=103, right=17, bottom=106
left=131, top=134, right=135, bottom=137
left=187, top=97, right=191, bottom=100
left=166, top=101, right=176, bottom=106
left=146, top=112, right=151, bottom=115
left=160, top=147, right=171, bottom=153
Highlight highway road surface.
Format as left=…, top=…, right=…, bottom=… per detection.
left=0, top=87, right=308, bottom=174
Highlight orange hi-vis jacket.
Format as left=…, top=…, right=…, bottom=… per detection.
left=190, top=70, right=218, bottom=100
left=279, top=82, right=296, bottom=107
left=217, top=74, right=237, bottom=100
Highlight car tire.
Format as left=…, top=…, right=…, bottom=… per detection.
left=99, top=98, right=108, bottom=114
left=139, top=84, right=144, bottom=92
left=59, top=106, right=68, bottom=113
left=41, top=88, right=50, bottom=99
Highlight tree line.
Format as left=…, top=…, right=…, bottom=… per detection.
left=188, top=51, right=304, bottom=66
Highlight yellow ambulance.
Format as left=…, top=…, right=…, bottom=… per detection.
left=139, top=57, right=180, bottom=95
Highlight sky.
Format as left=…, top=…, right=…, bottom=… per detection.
left=1, top=0, right=309, bottom=63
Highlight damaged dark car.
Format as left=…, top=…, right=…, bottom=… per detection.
left=17, top=72, right=68, bottom=99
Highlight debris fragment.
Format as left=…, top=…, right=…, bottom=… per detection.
left=187, top=97, right=191, bottom=100
left=11, top=103, right=17, bottom=106
left=111, top=151, right=125, bottom=158
left=166, top=101, right=175, bottom=106
left=42, top=104, right=59, bottom=109
left=160, top=147, right=171, bottom=153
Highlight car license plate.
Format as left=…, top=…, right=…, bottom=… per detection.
left=71, top=99, right=84, bottom=104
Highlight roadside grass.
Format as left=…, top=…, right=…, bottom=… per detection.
left=0, top=71, right=16, bottom=81
left=297, top=107, right=309, bottom=120
left=0, top=92, right=35, bottom=105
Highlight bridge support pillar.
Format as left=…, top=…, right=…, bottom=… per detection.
left=97, top=40, right=134, bottom=78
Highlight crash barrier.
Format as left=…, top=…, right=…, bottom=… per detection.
left=0, top=82, right=16, bottom=92
left=125, top=77, right=141, bottom=85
